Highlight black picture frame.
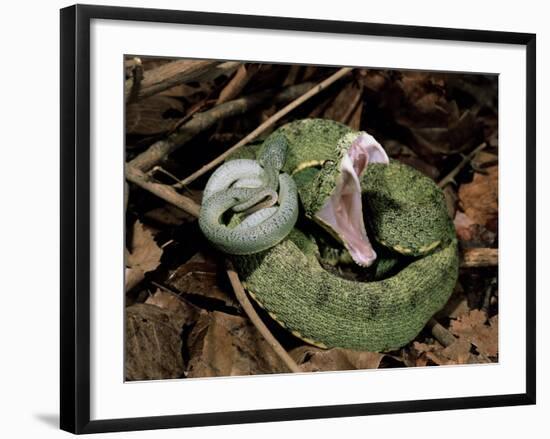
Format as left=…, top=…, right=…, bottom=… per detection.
left=60, top=4, right=536, bottom=434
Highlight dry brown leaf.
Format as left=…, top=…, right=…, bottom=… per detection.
left=357, top=70, right=388, bottom=93
left=401, top=71, right=444, bottom=94
left=437, top=288, right=470, bottom=320
left=125, top=220, right=163, bottom=291
left=302, top=65, right=319, bottom=81
left=145, top=289, right=201, bottom=328
left=411, top=341, right=437, bottom=367
left=126, top=95, right=184, bottom=135
left=125, top=303, right=186, bottom=380
left=413, top=301, right=499, bottom=366
left=323, top=82, right=363, bottom=124
left=445, top=75, right=498, bottom=112
left=290, top=346, right=385, bottom=372
left=387, top=72, right=482, bottom=155
left=388, top=348, right=416, bottom=368
left=126, top=220, right=163, bottom=273
left=454, top=210, right=496, bottom=244
left=347, top=100, right=363, bottom=130
left=450, top=309, right=498, bottom=358
left=283, top=65, right=302, bottom=86
left=396, top=72, right=448, bottom=123
left=186, top=311, right=287, bottom=377
left=458, top=166, right=498, bottom=231
left=454, top=210, right=478, bottom=241
left=167, top=252, right=237, bottom=308
left=407, top=109, right=479, bottom=155
left=413, top=340, right=474, bottom=366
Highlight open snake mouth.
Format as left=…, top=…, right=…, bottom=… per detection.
left=316, top=133, right=389, bottom=267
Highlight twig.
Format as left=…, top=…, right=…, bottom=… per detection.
left=460, top=247, right=498, bottom=268
left=128, top=154, right=465, bottom=368
left=125, top=60, right=239, bottom=102
left=126, top=57, right=143, bottom=103
left=126, top=165, right=201, bottom=218
left=148, top=165, right=184, bottom=184
left=176, top=67, right=354, bottom=187
left=126, top=166, right=299, bottom=373
left=216, top=64, right=261, bottom=105
left=438, top=142, right=487, bottom=188
left=226, top=261, right=301, bottom=373
left=129, top=82, right=314, bottom=172
left=427, top=318, right=457, bottom=347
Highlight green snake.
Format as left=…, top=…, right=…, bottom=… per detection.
left=199, top=119, right=459, bottom=352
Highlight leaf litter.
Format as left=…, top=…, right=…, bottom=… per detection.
left=125, top=59, right=499, bottom=380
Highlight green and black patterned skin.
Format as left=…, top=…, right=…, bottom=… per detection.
left=229, top=119, right=459, bottom=351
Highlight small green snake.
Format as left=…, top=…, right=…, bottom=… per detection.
left=199, top=134, right=299, bottom=254
left=200, top=119, right=459, bottom=351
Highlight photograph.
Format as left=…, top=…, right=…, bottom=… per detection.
left=124, top=57, right=499, bottom=381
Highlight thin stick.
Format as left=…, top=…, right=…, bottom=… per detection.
left=125, top=169, right=298, bottom=369
left=460, top=247, right=498, bottom=268
left=129, top=82, right=314, bottom=172
left=216, top=64, right=261, bottom=105
left=427, top=318, right=457, bottom=347
left=226, top=262, right=301, bottom=373
left=125, top=60, right=239, bottom=102
left=438, top=142, right=487, bottom=188
left=129, top=155, right=468, bottom=369
left=126, top=165, right=201, bottom=218
left=148, top=165, right=184, bottom=185
left=176, top=67, right=354, bottom=188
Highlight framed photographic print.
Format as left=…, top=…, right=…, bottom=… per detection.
left=60, top=4, right=536, bottom=434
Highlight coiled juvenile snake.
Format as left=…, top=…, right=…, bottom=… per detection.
left=200, top=119, right=458, bottom=351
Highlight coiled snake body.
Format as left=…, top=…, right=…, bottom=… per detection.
left=200, top=119, right=458, bottom=351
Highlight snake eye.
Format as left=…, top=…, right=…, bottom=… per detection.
left=323, top=160, right=335, bottom=169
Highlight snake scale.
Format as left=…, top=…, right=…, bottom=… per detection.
left=199, top=119, right=459, bottom=352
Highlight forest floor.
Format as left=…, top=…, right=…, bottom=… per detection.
left=124, top=59, right=498, bottom=380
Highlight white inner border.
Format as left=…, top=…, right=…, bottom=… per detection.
left=90, top=19, right=526, bottom=420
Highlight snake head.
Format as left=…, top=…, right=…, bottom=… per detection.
left=301, top=132, right=389, bottom=267
left=258, top=133, right=288, bottom=171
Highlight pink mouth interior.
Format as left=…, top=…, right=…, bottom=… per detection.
left=316, top=133, right=389, bottom=267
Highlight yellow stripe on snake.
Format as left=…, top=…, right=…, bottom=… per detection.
left=199, top=119, right=458, bottom=351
